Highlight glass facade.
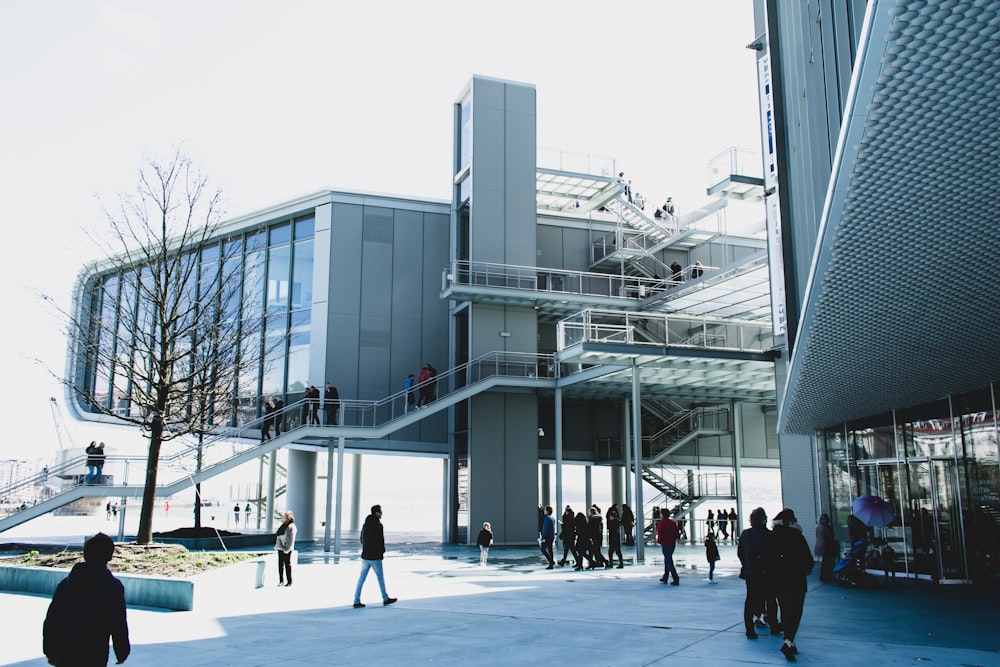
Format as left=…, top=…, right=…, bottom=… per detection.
left=82, top=214, right=316, bottom=427
left=821, top=385, right=1000, bottom=582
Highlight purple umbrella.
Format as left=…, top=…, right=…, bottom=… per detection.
left=851, top=494, right=895, bottom=527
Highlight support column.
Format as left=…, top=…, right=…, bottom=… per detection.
left=732, top=401, right=744, bottom=543
left=585, top=466, right=593, bottom=510
left=623, top=399, right=632, bottom=512
left=611, top=467, right=624, bottom=506
left=266, top=451, right=277, bottom=533
left=540, top=464, right=551, bottom=506
left=555, top=386, right=563, bottom=532
left=631, top=361, right=645, bottom=561
left=334, top=436, right=345, bottom=554
left=286, top=449, right=317, bottom=541
left=442, top=458, right=451, bottom=543
left=324, top=442, right=334, bottom=552
left=350, top=454, right=362, bottom=533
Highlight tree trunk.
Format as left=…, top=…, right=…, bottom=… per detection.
left=193, top=434, right=204, bottom=528
left=136, top=416, right=163, bottom=544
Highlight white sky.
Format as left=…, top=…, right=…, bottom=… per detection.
left=0, top=1, right=762, bottom=462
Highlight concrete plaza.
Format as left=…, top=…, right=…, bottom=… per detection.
left=3, top=535, right=998, bottom=666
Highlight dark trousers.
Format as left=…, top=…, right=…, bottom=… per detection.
left=540, top=538, right=554, bottom=565
left=776, top=591, right=806, bottom=641
left=820, top=555, right=836, bottom=582
left=278, top=549, right=292, bottom=584
left=744, top=574, right=769, bottom=632
left=608, top=538, right=623, bottom=565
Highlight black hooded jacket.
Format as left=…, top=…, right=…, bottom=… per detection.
left=43, top=561, right=130, bottom=666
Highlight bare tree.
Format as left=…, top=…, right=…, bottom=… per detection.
left=64, top=151, right=265, bottom=544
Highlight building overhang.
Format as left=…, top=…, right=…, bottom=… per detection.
left=780, top=0, right=1000, bottom=434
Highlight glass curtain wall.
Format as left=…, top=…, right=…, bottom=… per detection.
left=825, top=384, right=1000, bottom=583
left=81, top=214, right=316, bottom=432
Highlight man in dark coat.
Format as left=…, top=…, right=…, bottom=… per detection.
left=43, top=532, right=130, bottom=666
left=769, top=508, right=815, bottom=660
left=738, top=506, right=774, bottom=638
left=323, top=383, right=339, bottom=425
left=353, top=505, right=397, bottom=607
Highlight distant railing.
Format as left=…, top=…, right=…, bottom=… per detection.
left=0, top=351, right=559, bottom=508
left=557, top=309, right=774, bottom=353
left=443, top=260, right=682, bottom=301
left=707, top=146, right=762, bottom=186
left=537, top=147, right=616, bottom=178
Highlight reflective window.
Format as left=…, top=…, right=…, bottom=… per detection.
left=266, top=245, right=291, bottom=312
left=294, top=216, right=315, bottom=239
left=260, top=311, right=287, bottom=396
left=459, top=95, right=472, bottom=170
left=291, top=239, right=313, bottom=310
left=285, top=310, right=311, bottom=394
left=269, top=222, right=291, bottom=246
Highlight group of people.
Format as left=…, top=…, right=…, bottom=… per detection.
left=233, top=502, right=252, bottom=525
left=301, top=383, right=340, bottom=426
left=83, top=441, right=106, bottom=485
left=404, top=364, right=438, bottom=412
left=666, top=259, right=706, bottom=284
left=104, top=501, right=119, bottom=520
left=546, top=502, right=635, bottom=571
left=707, top=507, right=739, bottom=541
left=653, top=196, right=676, bottom=220
left=737, top=507, right=815, bottom=661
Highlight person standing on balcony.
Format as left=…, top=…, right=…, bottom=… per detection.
left=691, top=261, right=704, bottom=280
left=324, top=383, right=339, bottom=425
left=718, top=507, right=730, bottom=540
left=93, top=443, right=106, bottom=484
left=729, top=508, right=738, bottom=543
left=670, top=260, right=683, bottom=282
left=84, top=441, right=99, bottom=485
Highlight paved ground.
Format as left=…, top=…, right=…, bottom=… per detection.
left=3, top=538, right=999, bottom=666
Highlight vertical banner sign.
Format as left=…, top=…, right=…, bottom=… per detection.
left=757, top=53, right=786, bottom=336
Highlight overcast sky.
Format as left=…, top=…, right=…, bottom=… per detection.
left=0, top=1, right=762, bottom=462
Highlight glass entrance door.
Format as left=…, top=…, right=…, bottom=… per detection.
left=901, top=459, right=969, bottom=582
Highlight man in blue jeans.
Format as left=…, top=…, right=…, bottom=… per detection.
left=540, top=505, right=556, bottom=569
left=657, top=509, right=681, bottom=585
left=353, top=505, right=397, bottom=608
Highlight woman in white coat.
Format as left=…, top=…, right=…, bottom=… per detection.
left=276, top=510, right=296, bottom=586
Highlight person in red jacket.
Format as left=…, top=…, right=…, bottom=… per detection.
left=657, top=509, right=681, bottom=585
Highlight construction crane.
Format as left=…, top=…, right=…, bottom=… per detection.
left=48, top=397, right=72, bottom=451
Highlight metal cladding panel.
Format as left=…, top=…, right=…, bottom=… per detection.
left=780, top=0, right=1000, bottom=433
left=329, top=204, right=364, bottom=396
left=391, top=209, right=425, bottom=385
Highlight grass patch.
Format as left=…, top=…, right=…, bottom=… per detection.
left=10, top=543, right=258, bottom=577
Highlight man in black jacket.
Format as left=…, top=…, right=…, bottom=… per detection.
left=43, top=532, right=130, bottom=666
left=353, top=505, right=397, bottom=608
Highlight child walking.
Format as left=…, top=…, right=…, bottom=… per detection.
left=476, top=521, right=494, bottom=565
left=705, top=530, right=720, bottom=583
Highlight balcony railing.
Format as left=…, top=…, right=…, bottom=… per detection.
left=557, top=309, right=774, bottom=353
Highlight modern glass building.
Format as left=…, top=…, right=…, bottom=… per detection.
left=754, top=0, right=1000, bottom=582
left=5, top=76, right=781, bottom=555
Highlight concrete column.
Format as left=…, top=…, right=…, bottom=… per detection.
left=611, top=466, right=624, bottom=506
left=623, top=399, right=632, bottom=511
left=585, top=466, right=593, bottom=510
left=732, top=402, right=744, bottom=542
left=540, top=464, right=551, bottom=506
left=334, top=436, right=345, bottom=554
left=555, top=386, right=563, bottom=533
left=286, top=449, right=317, bottom=541
left=324, top=443, right=334, bottom=552
left=266, top=451, right=277, bottom=532
left=631, top=361, right=645, bottom=561
left=350, top=454, right=362, bottom=533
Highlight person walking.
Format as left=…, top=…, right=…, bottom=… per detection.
left=323, top=383, right=339, bottom=425
left=404, top=374, right=416, bottom=413
left=729, top=508, right=738, bottom=542
left=557, top=506, right=576, bottom=566
left=275, top=510, right=296, bottom=587
left=540, top=505, right=556, bottom=569
left=416, top=365, right=431, bottom=407
left=705, top=530, right=720, bottom=583
left=476, top=521, right=493, bottom=565
left=353, top=504, right=397, bottom=607
left=272, top=396, right=283, bottom=436
left=738, top=507, right=773, bottom=638
left=261, top=397, right=275, bottom=441
left=43, top=532, right=131, bottom=666
left=244, top=503, right=252, bottom=527
left=92, top=442, right=107, bottom=484
left=573, top=511, right=591, bottom=570
left=233, top=503, right=241, bottom=525
left=717, top=507, right=729, bottom=540
left=656, top=509, right=681, bottom=585
left=587, top=505, right=608, bottom=568
left=620, top=503, right=635, bottom=546
left=814, top=513, right=838, bottom=582
left=606, top=505, right=624, bottom=568
left=770, top=509, right=814, bottom=660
